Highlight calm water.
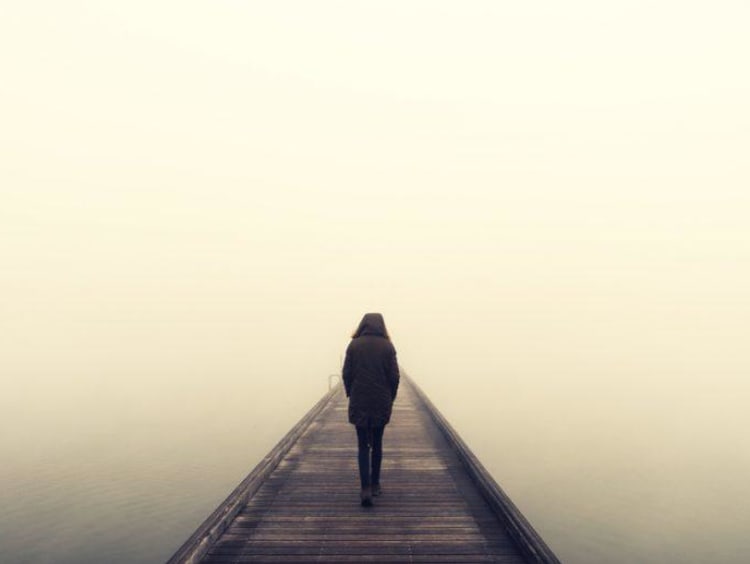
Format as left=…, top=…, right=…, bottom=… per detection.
left=0, top=374, right=327, bottom=564
left=428, top=378, right=750, bottom=564
left=2, top=373, right=748, bottom=563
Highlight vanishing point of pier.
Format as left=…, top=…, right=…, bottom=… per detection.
left=168, top=377, right=560, bottom=563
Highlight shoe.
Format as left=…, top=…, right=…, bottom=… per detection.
left=360, top=486, right=373, bottom=507
left=371, top=484, right=381, bottom=497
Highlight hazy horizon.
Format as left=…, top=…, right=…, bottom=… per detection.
left=2, top=2, right=749, bottom=562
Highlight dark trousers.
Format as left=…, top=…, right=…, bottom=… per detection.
left=355, top=425, right=384, bottom=489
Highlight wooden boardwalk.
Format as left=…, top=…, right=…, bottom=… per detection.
left=168, top=378, right=559, bottom=563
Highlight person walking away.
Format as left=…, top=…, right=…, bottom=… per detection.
left=342, top=313, right=400, bottom=507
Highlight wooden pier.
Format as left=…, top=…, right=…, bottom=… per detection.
left=168, top=377, right=560, bottom=563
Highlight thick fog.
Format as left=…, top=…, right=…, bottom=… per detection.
left=2, top=3, right=749, bottom=562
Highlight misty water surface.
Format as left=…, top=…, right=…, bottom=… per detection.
left=0, top=371, right=327, bottom=563
left=3, top=2, right=749, bottom=563
left=2, top=366, right=748, bottom=563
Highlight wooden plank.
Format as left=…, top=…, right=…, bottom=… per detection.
left=168, top=376, right=557, bottom=564
left=409, top=377, right=561, bottom=564
left=165, top=385, right=341, bottom=564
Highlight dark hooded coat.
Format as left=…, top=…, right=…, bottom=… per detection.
left=343, top=313, right=400, bottom=427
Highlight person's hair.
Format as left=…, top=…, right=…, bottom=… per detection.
left=351, top=313, right=390, bottom=340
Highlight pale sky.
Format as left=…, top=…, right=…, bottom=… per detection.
left=2, top=1, right=749, bottom=411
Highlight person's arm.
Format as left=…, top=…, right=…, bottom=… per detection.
left=389, top=348, right=400, bottom=400
left=342, top=346, right=354, bottom=398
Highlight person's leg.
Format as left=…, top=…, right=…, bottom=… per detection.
left=355, top=426, right=370, bottom=488
left=370, top=425, right=385, bottom=492
left=355, top=426, right=374, bottom=506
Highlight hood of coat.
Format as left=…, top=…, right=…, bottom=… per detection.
left=352, top=313, right=389, bottom=339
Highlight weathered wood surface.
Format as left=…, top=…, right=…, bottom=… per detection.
left=167, top=386, right=341, bottom=564
left=169, top=377, right=559, bottom=563
left=409, top=379, right=560, bottom=564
